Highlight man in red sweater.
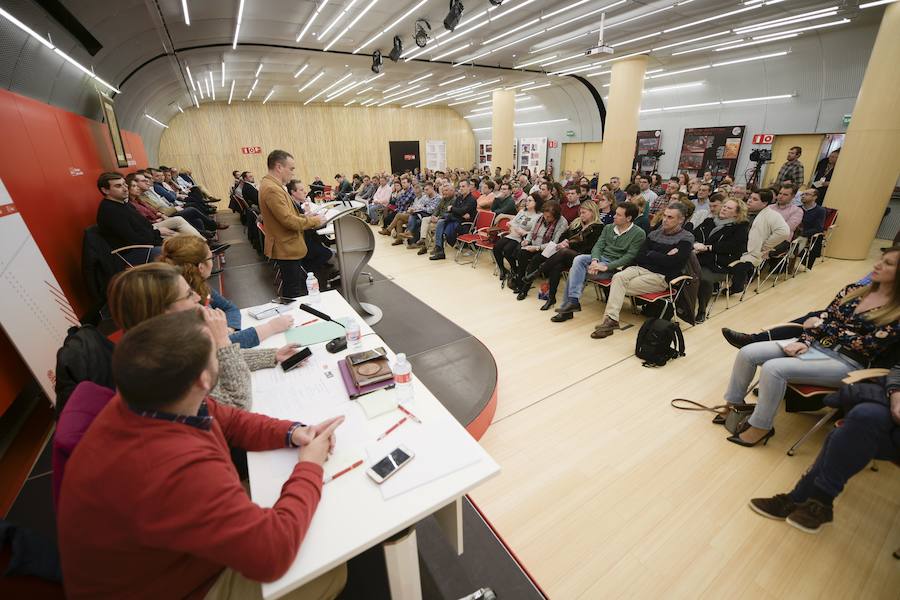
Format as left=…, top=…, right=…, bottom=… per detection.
left=57, top=309, right=346, bottom=599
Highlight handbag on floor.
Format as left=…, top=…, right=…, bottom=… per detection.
left=670, top=398, right=755, bottom=435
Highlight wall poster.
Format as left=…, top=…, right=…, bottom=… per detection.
left=98, top=91, right=128, bottom=168
left=425, top=140, right=447, bottom=172
left=678, top=126, right=745, bottom=180
left=478, top=140, right=492, bottom=171
left=517, top=137, right=547, bottom=172
left=634, top=130, right=662, bottom=175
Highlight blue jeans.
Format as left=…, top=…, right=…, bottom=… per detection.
left=407, top=213, right=423, bottom=242
left=565, top=254, right=613, bottom=302
left=724, top=340, right=861, bottom=430
left=434, top=219, right=459, bottom=251
left=790, top=402, right=899, bottom=501
left=366, top=203, right=382, bottom=223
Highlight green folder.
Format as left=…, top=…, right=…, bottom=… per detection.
left=285, top=320, right=347, bottom=346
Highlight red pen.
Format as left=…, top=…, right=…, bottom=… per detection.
left=377, top=417, right=407, bottom=441
left=397, top=405, right=421, bottom=424
left=324, top=459, right=364, bottom=483
left=300, top=318, right=318, bottom=326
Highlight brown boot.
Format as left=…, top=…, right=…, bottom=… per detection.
left=378, top=228, right=390, bottom=236
left=590, top=317, right=619, bottom=339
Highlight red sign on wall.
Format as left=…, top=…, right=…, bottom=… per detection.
left=751, top=134, right=774, bottom=144
left=404, top=154, right=416, bottom=160
left=548, top=140, right=558, bottom=149
left=241, top=146, right=262, bottom=154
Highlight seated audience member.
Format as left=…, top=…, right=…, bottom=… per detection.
left=729, top=190, right=790, bottom=293
left=430, top=180, right=477, bottom=261
left=730, top=184, right=748, bottom=202
left=403, top=182, right=441, bottom=248
left=57, top=308, right=347, bottom=599
left=794, top=188, right=827, bottom=270
left=689, top=183, right=713, bottom=229
left=721, top=246, right=900, bottom=447
left=230, top=170, right=242, bottom=195
left=610, top=176, right=626, bottom=203
left=154, top=167, right=186, bottom=202
left=368, top=176, right=392, bottom=223
left=592, top=203, right=694, bottom=339
left=377, top=181, right=402, bottom=230
left=624, top=184, right=650, bottom=232
left=124, top=174, right=203, bottom=240
left=664, top=179, right=680, bottom=203
left=258, top=150, right=324, bottom=298
left=96, top=172, right=163, bottom=263
left=491, top=181, right=517, bottom=216
left=160, top=236, right=293, bottom=349
left=650, top=194, right=695, bottom=232
left=676, top=173, right=689, bottom=194
left=509, top=201, right=568, bottom=298
left=240, top=171, right=259, bottom=208
left=524, top=200, right=603, bottom=310
left=578, top=183, right=591, bottom=204
left=380, top=177, right=417, bottom=231
left=560, top=186, right=582, bottom=224
left=639, top=176, right=662, bottom=216
left=749, top=363, right=900, bottom=533
left=707, top=192, right=724, bottom=220
left=771, top=184, right=803, bottom=239
left=357, top=175, right=376, bottom=201
left=418, top=183, right=455, bottom=255
left=693, top=199, right=750, bottom=321
left=386, top=181, right=428, bottom=242
left=477, top=180, right=496, bottom=210
left=135, top=172, right=222, bottom=233
left=334, top=173, right=352, bottom=196
left=596, top=190, right=615, bottom=225
left=494, top=193, right=542, bottom=282
left=554, top=201, right=645, bottom=322
left=287, top=180, right=336, bottom=283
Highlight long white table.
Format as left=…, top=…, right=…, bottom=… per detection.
left=242, top=290, right=499, bottom=599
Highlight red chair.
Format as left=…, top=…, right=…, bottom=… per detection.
left=627, top=275, right=693, bottom=321
left=474, top=215, right=512, bottom=271
left=454, top=210, right=497, bottom=265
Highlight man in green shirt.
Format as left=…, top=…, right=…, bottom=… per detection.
left=552, top=201, right=645, bottom=322
left=490, top=182, right=517, bottom=216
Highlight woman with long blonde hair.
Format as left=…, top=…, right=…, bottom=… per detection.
left=160, top=235, right=292, bottom=348
left=693, top=198, right=750, bottom=321
left=721, top=245, right=900, bottom=447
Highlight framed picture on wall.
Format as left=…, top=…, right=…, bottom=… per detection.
left=98, top=91, right=128, bottom=168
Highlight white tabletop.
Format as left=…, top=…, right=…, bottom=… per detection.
left=242, top=290, right=499, bottom=599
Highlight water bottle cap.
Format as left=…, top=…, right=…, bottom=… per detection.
left=396, top=353, right=406, bottom=362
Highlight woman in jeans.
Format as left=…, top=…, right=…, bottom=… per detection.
left=520, top=201, right=603, bottom=310
left=721, top=245, right=900, bottom=446
left=494, top=193, right=543, bottom=286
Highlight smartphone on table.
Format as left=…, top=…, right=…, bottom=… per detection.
left=280, top=347, right=313, bottom=372
left=366, top=446, right=414, bottom=484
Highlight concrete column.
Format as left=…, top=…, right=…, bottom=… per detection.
left=491, top=89, right=515, bottom=174
left=598, top=55, right=648, bottom=186
left=826, top=3, right=900, bottom=259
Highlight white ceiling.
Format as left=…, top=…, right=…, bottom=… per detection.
left=8, top=0, right=882, bottom=129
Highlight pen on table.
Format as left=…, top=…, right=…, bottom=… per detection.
left=299, top=318, right=318, bottom=326
left=324, top=459, right=364, bottom=484
left=377, top=417, right=407, bottom=441
left=397, top=405, right=421, bottom=424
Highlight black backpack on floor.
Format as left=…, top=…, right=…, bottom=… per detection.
left=635, top=318, right=685, bottom=367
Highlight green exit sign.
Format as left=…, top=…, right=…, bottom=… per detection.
left=842, top=114, right=851, bottom=126
left=565, top=130, right=575, bottom=137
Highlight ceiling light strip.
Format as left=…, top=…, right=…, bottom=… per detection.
left=297, top=0, right=330, bottom=42
left=304, top=72, right=353, bottom=105
left=324, top=0, right=380, bottom=52
left=353, top=0, right=431, bottom=53
left=232, top=0, right=245, bottom=49
left=145, top=114, right=169, bottom=128
left=299, top=71, right=325, bottom=92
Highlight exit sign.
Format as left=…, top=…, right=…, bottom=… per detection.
left=842, top=114, right=851, bottom=126
left=752, top=134, right=774, bottom=144
left=241, top=146, right=262, bottom=154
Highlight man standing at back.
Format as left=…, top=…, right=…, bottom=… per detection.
left=258, top=150, right=322, bottom=298
left=774, top=146, right=805, bottom=188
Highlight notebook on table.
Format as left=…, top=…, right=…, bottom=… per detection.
left=338, top=359, right=396, bottom=399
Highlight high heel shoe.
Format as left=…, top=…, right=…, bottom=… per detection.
left=726, top=423, right=775, bottom=447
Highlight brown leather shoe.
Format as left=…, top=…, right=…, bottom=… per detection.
left=391, top=239, right=404, bottom=246
left=417, top=247, right=428, bottom=255
left=590, top=317, right=619, bottom=339
left=216, top=223, right=230, bottom=230
left=378, top=228, right=390, bottom=235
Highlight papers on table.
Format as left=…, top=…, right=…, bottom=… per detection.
left=355, top=388, right=399, bottom=419
left=285, top=321, right=347, bottom=346
left=365, top=417, right=483, bottom=500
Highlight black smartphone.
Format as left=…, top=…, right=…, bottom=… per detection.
left=272, top=297, right=295, bottom=305
left=281, top=347, right=313, bottom=372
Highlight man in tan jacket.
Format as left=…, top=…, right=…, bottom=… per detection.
left=259, top=150, right=322, bottom=297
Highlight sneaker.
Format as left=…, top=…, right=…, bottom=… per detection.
left=786, top=499, right=833, bottom=533
left=749, top=494, right=796, bottom=520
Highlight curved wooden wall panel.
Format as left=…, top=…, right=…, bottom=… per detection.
left=158, top=103, right=476, bottom=199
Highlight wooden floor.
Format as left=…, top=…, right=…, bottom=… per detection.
left=368, top=234, right=900, bottom=600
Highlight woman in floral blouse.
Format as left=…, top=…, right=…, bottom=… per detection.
left=721, top=245, right=900, bottom=447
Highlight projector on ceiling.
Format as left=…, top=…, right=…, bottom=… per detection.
left=585, top=45, right=614, bottom=57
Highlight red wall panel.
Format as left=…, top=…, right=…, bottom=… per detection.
left=0, top=88, right=147, bottom=415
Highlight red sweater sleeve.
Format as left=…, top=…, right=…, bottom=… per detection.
left=208, top=398, right=294, bottom=451
left=138, top=445, right=324, bottom=582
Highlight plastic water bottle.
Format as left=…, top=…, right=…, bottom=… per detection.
left=345, top=319, right=361, bottom=350
left=392, top=353, right=414, bottom=405
left=305, top=272, right=320, bottom=304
